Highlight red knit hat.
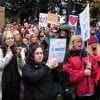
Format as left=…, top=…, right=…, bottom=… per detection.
left=87, top=36, right=97, bottom=45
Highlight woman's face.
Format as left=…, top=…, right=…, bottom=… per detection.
left=73, top=39, right=82, bottom=50
left=60, top=30, right=66, bottom=37
left=91, top=43, right=97, bottom=49
left=40, top=31, right=45, bottom=36
left=13, top=31, right=21, bottom=42
left=5, top=33, right=14, bottom=47
left=45, top=27, right=50, bottom=33
left=40, top=31, right=45, bottom=38
left=22, top=38, right=29, bottom=45
left=30, top=35, right=37, bottom=43
left=21, top=28, right=25, bottom=33
left=70, top=29, right=76, bottom=36
left=34, top=47, right=44, bottom=63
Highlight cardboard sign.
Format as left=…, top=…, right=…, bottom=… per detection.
left=48, top=13, right=59, bottom=26
left=0, top=6, right=5, bottom=28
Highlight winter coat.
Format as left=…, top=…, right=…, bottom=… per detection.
left=62, top=50, right=97, bottom=96
left=22, top=60, right=59, bottom=100
left=88, top=49, right=100, bottom=83
left=94, top=55, right=100, bottom=83
left=0, top=48, right=13, bottom=100
left=0, top=47, right=26, bottom=100
left=2, top=54, right=20, bottom=100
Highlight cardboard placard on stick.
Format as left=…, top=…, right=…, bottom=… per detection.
left=48, top=13, right=59, bottom=26
left=0, top=6, right=5, bottom=28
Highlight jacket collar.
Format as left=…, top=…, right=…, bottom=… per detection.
left=69, top=49, right=87, bottom=57
left=28, top=59, right=44, bottom=68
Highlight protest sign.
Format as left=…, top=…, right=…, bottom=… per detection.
left=39, top=13, right=48, bottom=29
left=48, top=13, right=59, bottom=26
left=68, top=15, right=78, bottom=27
left=48, top=39, right=66, bottom=63
left=0, top=6, right=5, bottom=28
left=79, top=4, right=90, bottom=41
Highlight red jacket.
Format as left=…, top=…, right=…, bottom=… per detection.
left=95, top=55, right=100, bottom=82
left=90, top=49, right=100, bottom=83
left=62, top=50, right=97, bottom=95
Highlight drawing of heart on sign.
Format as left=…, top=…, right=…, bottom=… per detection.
left=68, top=15, right=78, bottom=26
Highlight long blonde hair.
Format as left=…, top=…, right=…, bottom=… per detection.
left=68, top=35, right=82, bottom=50
left=87, top=43, right=100, bottom=56
left=2, top=30, right=15, bottom=47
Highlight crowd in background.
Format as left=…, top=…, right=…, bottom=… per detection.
left=0, top=20, right=100, bottom=100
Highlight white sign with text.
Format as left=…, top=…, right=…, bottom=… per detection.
left=39, top=13, right=48, bottom=29
left=48, top=39, right=66, bottom=63
left=79, top=4, right=90, bottom=41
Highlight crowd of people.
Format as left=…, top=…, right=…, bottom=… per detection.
left=0, top=20, right=100, bottom=100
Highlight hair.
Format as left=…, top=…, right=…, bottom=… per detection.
left=1, top=30, right=16, bottom=56
left=68, top=35, right=82, bottom=50
left=29, top=33, right=37, bottom=40
left=13, top=30, right=23, bottom=41
left=29, top=33, right=40, bottom=45
left=23, top=37, right=29, bottom=41
left=38, top=30, right=46, bottom=40
left=87, top=43, right=100, bottom=56
left=28, top=44, right=46, bottom=63
left=39, top=30, right=46, bottom=35
left=2, top=30, right=15, bottom=47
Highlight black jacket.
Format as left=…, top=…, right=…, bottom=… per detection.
left=22, top=60, right=59, bottom=100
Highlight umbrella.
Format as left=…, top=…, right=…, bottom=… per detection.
left=59, top=24, right=73, bottom=31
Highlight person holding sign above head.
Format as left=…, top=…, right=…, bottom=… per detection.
left=62, top=35, right=97, bottom=100
left=22, top=44, right=60, bottom=100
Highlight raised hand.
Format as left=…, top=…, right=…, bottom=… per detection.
left=46, top=58, right=58, bottom=69
left=7, top=46, right=12, bottom=54
left=16, top=47, right=22, bottom=56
